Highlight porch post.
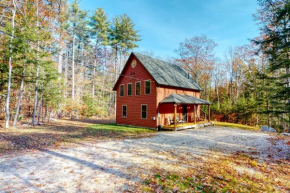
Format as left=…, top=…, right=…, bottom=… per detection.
left=194, top=104, right=196, bottom=124
left=174, top=104, right=177, bottom=131
left=208, top=104, right=211, bottom=123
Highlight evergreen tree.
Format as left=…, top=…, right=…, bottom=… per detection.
left=90, top=8, right=110, bottom=98
left=68, top=0, right=88, bottom=101
left=256, top=0, right=290, bottom=132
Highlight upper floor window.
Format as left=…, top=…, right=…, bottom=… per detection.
left=135, top=82, right=141, bottom=95
left=145, top=80, right=151, bottom=94
left=131, top=60, right=137, bottom=68
left=120, top=85, right=124, bottom=96
left=141, top=105, right=147, bottom=119
left=127, top=83, right=132, bottom=96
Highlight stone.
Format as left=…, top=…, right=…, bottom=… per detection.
left=261, top=126, right=277, bottom=133
left=281, top=133, right=290, bottom=136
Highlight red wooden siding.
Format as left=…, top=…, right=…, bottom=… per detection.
left=115, top=55, right=157, bottom=128
left=156, top=86, right=200, bottom=126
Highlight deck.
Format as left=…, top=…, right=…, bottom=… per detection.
left=162, top=121, right=215, bottom=131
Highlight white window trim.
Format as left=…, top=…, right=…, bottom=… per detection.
left=119, top=84, right=124, bottom=97
left=127, top=83, right=132, bottom=96
left=122, top=105, right=127, bottom=118
left=144, top=80, right=151, bottom=95
left=141, top=104, right=147, bottom=119
left=135, top=81, right=141, bottom=95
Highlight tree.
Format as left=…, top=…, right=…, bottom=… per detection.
left=90, top=8, right=109, bottom=98
left=68, top=0, right=88, bottom=101
left=175, top=35, right=217, bottom=98
left=255, top=0, right=290, bottom=132
left=4, top=0, right=16, bottom=128
left=108, top=14, right=140, bottom=114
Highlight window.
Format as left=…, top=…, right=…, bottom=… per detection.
left=120, top=85, right=124, bottom=96
left=135, top=82, right=141, bottom=95
left=141, top=105, right=147, bottom=119
left=122, top=105, right=127, bottom=118
left=127, top=83, right=132, bottom=96
left=131, top=60, right=137, bottom=68
left=145, top=80, right=151, bottom=94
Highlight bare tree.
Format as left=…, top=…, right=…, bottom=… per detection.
left=175, top=35, right=217, bottom=98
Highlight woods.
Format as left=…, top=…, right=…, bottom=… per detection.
left=173, top=0, right=290, bottom=132
left=0, top=0, right=141, bottom=128
left=0, top=0, right=289, bottom=132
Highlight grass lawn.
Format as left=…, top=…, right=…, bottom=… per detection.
left=215, top=121, right=259, bottom=131
left=0, top=120, right=156, bottom=153
left=87, top=123, right=156, bottom=138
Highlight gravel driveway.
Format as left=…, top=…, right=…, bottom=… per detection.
left=1, top=127, right=289, bottom=192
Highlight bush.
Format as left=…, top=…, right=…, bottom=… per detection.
left=81, top=95, right=98, bottom=118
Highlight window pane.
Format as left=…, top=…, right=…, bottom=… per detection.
left=120, top=85, right=124, bottom=96
left=122, top=106, right=127, bottom=118
left=128, top=84, right=132, bottom=96
left=141, top=105, right=147, bottom=119
left=145, top=81, right=151, bottom=94
left=136, top=82, right=141, bottom=95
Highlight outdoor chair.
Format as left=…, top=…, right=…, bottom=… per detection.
left=176, top=117, right=185, bottom=124
left=168, top=116, right=174, bottom=125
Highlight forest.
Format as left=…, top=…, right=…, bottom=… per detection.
left=0, top=0, right=289, bottom=133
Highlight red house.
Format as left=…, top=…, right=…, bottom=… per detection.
left=113, top=52, right=211, bottom=130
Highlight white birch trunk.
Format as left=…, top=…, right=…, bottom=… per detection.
left=72, top=34, right=75, bottom=100
left=13, top=67, right=25, bottom=128
left=5, top=0, right=16, bottom=129
left=58, top=46, right=63, bottom=73
left=32, top=0, right=39, bottom=126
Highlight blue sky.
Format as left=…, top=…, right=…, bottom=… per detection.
left=80, top=0, right=260, bottom=60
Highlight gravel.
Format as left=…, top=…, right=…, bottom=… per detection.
left=0, top=126, right=289, bottom=192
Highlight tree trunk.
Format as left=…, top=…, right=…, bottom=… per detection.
left=5, top=0, right=16, bottom=129
left=70, top=34, right=75, bottom=119
left=229, top=77, right=233, bottom=102
left=216, top=83, right=220, bottom=110
left=113, top=45, right=118, bottom=116
left=48, top=108, right=51, bottom=123
left=267, top=99, right=270, bottom=128
left=42, top=104, right=45, bottom=123
left=37, top=93, right=43, bottom=125
left=58, top=36, right=63, bottom=74
left=32, top=0, right=40, bottom=126
left=92, top=60, right=96, bottom=98
left=13, top=67, right=25, bottom=128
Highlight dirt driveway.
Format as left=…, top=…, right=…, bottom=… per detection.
left=0, top=127, right=289, bottom=192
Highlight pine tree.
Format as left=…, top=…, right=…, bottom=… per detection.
left=90, top=8, right=110, bottom=98
left=256, top=0, right=290, bottom=132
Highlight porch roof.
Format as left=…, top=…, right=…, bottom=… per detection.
left=159, top=94, right=212, bottom=105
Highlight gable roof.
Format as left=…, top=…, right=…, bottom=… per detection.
left=160, top=94, right=211, bottom=105
left=113, top=52, right=203, bottom=91
left=133, top=53, right=202, bottom=91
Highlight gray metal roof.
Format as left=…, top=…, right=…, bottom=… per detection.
left=160, top=94, right=211, bottom=105
left=133, top=53, right=203, bottom=91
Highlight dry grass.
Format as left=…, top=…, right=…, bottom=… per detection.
left=0, top=119, right=156, bottom=153
left=215, top=121, right=260, bottom=131
left=142, top=153, right=290, bottom=192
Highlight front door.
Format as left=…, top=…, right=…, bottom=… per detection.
left=182, top=104, right=187, bottom=122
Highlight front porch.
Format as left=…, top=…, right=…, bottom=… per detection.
left=158, top=94, right=212, bottom=131
left=162, top=121, right=215, bottom=131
